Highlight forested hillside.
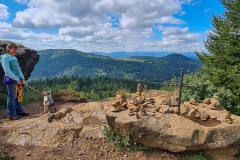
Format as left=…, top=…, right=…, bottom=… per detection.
left=30, top=49, right=201, bottom=82
left=24, top=76, right=161, bottom=100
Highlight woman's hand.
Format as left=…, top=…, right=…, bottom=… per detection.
left=17, top=81, right=22, bottom=85
left=17, top=80, right=26, bottom=85
left=21, top=80, right=26, bottom=84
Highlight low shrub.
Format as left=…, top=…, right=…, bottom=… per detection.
left=102, top=125, right=150, bottom=151
left=51, top=90, right=87, bottom=102
left=0, top=94, right=7, bottom=110
left=163, top=71, right=240, bottom=115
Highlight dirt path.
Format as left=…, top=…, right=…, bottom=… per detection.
left=0, top=101, right=194, bottom=160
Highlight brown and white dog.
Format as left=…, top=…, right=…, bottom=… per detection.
left=42, top=91, right=55, bottom=114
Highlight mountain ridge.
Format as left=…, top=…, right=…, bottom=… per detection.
left=30, top=49, right=201, bottom=82
left=92, top=51, right=198, bottom=59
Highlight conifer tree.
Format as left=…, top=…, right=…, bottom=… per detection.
left=196, top=0, right=240, bottom=106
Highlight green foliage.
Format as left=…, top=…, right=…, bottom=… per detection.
left=51, top=90, right=87, bottom=102
left=102, top=125, right=150, bottom=151
left=182, top=151, right=210, bottom=160
left=102, top=125, right=210, bottom=159
left=52, top=89, right=85, bottom=99
left=0, top=94, right=7, bottom=110
left=21, top=95, right=43, bottom=105
left=192, top=154, right=209, bottom=160
left=0, top=146, right=15, bottom=160
left=31, top=49, right=201, bottom=82
left=235, top=151, right=240, bottom=159
left=196, top=0, right=240, bottom=108
left=0, top=76, right=161, bottom=109
left=25, top=76, right=161, bottom=101
left=137, top=132, right=144, bottom=138
left=67, top=80, right=78, bottom=90
left=164, top=71, right=240, bottom=115
left=162, top=75, right=179, bottom=93
left=0, top=93, right=42, bottom=108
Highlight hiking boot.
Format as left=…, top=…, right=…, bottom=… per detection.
left=10, top=115, right=21, bottom=120
left=16, top=112, right=29, bottom=116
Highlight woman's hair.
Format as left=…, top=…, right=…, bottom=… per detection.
left=6, top=43, right=18, bottom=54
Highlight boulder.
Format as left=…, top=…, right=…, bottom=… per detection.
left=0, top=102, right=110, bottom=147
left=0, top=40, right=39, bottom=94
left=106, top=108, right=240, bottom=159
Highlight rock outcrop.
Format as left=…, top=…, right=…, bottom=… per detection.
left=0, top=40, right=39, bottom=93
left=106, top=109, right=240, bottom=160
left=1, top=89, right=240, bottom=160
left=0, top=101, right=110, bottom=147
left=106, top=89, right=240, bottom=160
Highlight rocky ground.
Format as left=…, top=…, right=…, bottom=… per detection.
left=0, top=97, right=199, bottom=160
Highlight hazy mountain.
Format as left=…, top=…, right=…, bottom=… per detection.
left=30, top=49, right=201, bottom=82
left=92, top=51, right=198, bottom=59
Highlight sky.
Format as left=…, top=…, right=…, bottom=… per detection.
left=0, top=0, right=224, bottom=53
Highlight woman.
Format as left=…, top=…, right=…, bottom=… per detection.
left=0, top=43, right=29, bottom=120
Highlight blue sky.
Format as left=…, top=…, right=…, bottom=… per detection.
left=0, top=0, right=224, bottom=53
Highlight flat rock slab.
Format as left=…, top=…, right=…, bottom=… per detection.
left=0, top=102, right=110, bottom=147
left=106, top=109, right=240, bottom=153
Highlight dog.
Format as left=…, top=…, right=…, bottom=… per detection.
left=42, top=91, right=55, bottom=114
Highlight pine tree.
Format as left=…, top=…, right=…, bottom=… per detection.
left=196, top=0, right=240, bottom=106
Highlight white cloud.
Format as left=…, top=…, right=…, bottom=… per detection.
left=158, top=26, right=189, bottom=35
left=12, top=0, right=188, bottom=29
left=13, top=7, right=82, bottom=28
left=155, top=26, right=202, bottom=51
left=204, top=8, right=211, bottom=12
left=13, top=0, right=29, bottom=5
left=0, top=22, right=25, bottom=40
left=1, top=0, right=207, bottom=52
left=0, top=4, right=9, bottom=20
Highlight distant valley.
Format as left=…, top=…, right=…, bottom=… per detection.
left=30, top=49, right=201, bottom=82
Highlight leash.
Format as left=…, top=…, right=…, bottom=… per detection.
left=24, top=84, right=44, bottom=96
left=16, top=85, right=24, bottom=102
left=15, top=83, right=43, bottom=102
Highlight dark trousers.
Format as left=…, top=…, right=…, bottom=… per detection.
left=6, top=82, right=23, bottom=116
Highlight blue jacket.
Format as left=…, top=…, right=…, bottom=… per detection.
left=0, top=54, right=25, bottom=81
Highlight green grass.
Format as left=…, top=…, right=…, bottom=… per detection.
left=21, top=94, right=43, bottom=105
left=192, top=154, right=209, bottom=160
left=184, top=151, right=211, bottom=160
left=0, top=145, right=15, bottom=160
left=0, top=93, right=43, bottom=109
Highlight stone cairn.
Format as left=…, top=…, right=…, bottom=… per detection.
left=110, top=85, right=234, bottom=124
left=111, top=84, right=155, bottom=118
left=110, top=90, right=128, bottom=112
left=127, top=84, right=149, bottom=117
